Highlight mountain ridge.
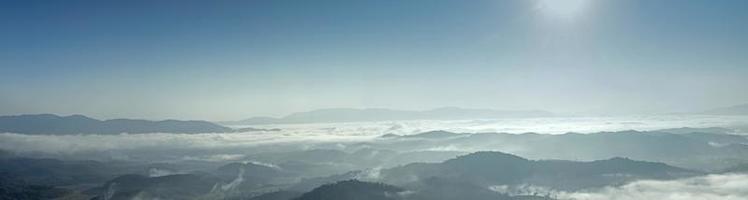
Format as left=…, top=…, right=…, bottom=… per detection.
left=0, top=114, right=242, bottom=135
left=701, top=103, right=748, bottom=115
left=226, top=107, right=554, bottom=125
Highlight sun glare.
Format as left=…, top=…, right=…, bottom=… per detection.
left=536, top=0, right=589, bottom=20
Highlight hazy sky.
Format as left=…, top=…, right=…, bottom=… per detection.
left=1, top=0, right=747, bottom=120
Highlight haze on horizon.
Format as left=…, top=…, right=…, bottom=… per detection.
left=2, top=0, right=748, bottom=121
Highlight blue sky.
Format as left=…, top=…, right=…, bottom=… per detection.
left=1, top=0, right=747, bottom=120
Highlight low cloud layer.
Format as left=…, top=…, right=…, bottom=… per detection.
left=0, top=132, right=370, bottom=155
left=558, top=174, right=748, bottom=200
left=1, top=115, right=746, bottom=158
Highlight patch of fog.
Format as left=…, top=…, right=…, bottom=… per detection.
left=396, top=190, right=416, bottom=198
left=130, top=191, right=163, bottom=200
left=707, top=142, right=730, bottom=147
left=243, top=160, right=281, bottom=170
left=103, top=182, right=117, bottom=200
left=355, top=167, right=383, bottom=180
left=487, top=174, right=748, bottom=200
left=220, top=167, right=245, bottom=191
left=424, top=145, right=462, bottom=151
left=489, top=184, right=557, bottom=197
left=182, top=154, right=246, bottom=162
left=148, top=168, right=180, bottom=177
left=556, top=173, right=748, bottom=200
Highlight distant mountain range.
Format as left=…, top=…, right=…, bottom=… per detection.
left=702, top=103, right=748, bottom=115
left=226, top=107, right=554, bottom=125
left=0, top=114, right=274, bottom=135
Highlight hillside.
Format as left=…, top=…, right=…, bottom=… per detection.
left=0, top=114, right=233, bottom=134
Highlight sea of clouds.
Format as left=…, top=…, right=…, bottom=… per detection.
left=1, top=115, right=747, bottom=156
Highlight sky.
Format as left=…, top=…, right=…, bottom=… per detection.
left=1, top=0, right=747, bottom=120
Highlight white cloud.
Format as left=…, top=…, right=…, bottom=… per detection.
left=558, top=174, right=748, bottom=200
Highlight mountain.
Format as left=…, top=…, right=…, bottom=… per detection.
left=720, top=162, right=748, bottom=174
left=0, top=114, right=234, bottom=134
left=288, top=152, right=693, bottom=199
left=290, top=179, right=549, bottom=200
left=75, top=151, right=696, bottom=200
left=213, top=162, right=297, bottom=188
left=88, top=174, right=221, bottom=200
left=0, top=157, right=124, bottom=186
left=87, top=161, right=305, bottom=200
left=376, top=129, right=748, bottom=170
left=294, top=180, right=405, bottom=200
left=228, top=107, right=554, bottom=125
left=0, top=173, right=71, bottom=200
left=404, top=177, right=523, bottom=200
left=247, top=191, right=303, bottom=200
left=702, top=103, right=748, bottom=115
left=380, top=151, right=699, bottom=190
